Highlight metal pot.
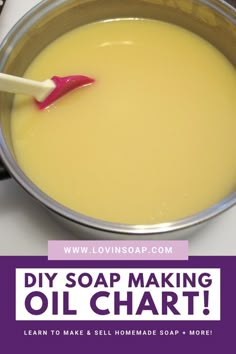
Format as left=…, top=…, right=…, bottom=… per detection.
left=0, top=0, right=235, bottom=239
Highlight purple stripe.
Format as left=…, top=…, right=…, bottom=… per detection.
left=48, top=240, right=188, bottom=260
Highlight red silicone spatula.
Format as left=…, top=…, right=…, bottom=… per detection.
left=0, top=73, right=95, bottom=109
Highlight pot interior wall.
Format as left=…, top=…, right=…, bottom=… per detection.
left=0, top=0, right=235, bottom=158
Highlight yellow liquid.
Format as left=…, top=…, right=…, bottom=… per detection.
left=11, top=19, right=236, bottom=224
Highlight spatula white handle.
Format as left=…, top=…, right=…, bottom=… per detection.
left=0, top=73, right=55, bottom=102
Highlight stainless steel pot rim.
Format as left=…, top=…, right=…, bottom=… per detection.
left=0, top=0, right=235, bottom=56
left=1, top=130, right=235, bottom=235
left=0, top=0, right=235, bottom=235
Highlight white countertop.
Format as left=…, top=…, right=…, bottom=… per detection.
left=0, top=0, right=235, bottom=256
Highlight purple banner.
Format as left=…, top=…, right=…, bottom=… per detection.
left=0, top=256, right=235, bottom=354
left=48, top=240, right=188, bottom=260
